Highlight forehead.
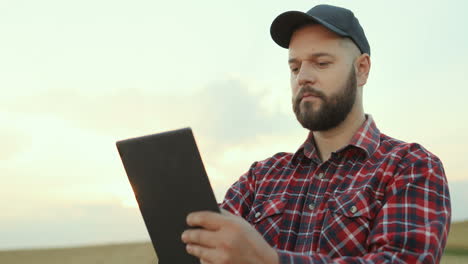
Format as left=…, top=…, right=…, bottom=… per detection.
left=288, top=24, right=345, bottom=58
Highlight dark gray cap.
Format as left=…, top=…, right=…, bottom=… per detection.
left=270, top=4, right=370, bottom=55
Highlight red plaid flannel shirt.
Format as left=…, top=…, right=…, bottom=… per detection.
left=220, top=115, right=451, bottom=263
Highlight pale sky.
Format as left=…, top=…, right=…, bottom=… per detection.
left=1, top=0, right=467, bottom=249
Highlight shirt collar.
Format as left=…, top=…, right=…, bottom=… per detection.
left=347, top=114, right=380, bottom=158
left=291, top=114, right=380, bottom=165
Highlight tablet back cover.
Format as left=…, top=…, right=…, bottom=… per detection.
left=116, top=128, right=219, bottom=264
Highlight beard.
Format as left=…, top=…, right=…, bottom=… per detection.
left=292, top=67, right=357, bottom=131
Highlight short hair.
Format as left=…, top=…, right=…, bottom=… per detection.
left=339, top=37, right=361, bottom=61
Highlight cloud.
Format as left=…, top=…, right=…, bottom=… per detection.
left=0, top=88, right=170, bottom=135
left=189, top=79, right=299, bottom=147
left=0, top=78, right=301, bottom=154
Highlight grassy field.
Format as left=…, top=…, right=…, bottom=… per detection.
left=442, top=220, right=468, bottom=263
left=1, top=221, right=467, bottom=263
left=0, top=242, right=158, bottom=264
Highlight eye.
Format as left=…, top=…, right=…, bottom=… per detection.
left=289, top=64, right=300, bottom=74
left=317, top=62, right=331, bottom=68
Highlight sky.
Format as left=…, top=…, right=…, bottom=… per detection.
left=1, top=0, right=467, bottom=250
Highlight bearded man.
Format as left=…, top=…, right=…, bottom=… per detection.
left=181, top=4, right=451, bottom=264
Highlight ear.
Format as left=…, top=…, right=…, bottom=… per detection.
left=354, top=54, right=371, bottom=87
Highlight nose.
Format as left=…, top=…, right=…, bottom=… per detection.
left=296, top=62, right=317, bottom=87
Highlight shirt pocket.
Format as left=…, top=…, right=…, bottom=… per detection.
left=247, top=198, right=286, bottom=247
left=319, top=190, right=381, bottom=257
left=332, top=190, right=380, bottom=220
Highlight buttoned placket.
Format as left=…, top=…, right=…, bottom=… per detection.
left=294, top=160, right=334, bottom=252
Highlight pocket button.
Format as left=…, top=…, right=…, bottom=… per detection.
left=255, top=212, right=262, bottom=218
left=350, top=205, right=357, bottom=214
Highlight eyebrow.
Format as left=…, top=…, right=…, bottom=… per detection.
left=288, top=52, right=335, bottom=64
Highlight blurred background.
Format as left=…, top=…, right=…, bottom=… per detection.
left=1, top=0, right=467, bottom=262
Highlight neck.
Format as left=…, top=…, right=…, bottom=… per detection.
left=312, top=107, right=365, bottom=162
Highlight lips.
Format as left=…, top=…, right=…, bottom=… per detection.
left=301, top=93, right=321, bottom=100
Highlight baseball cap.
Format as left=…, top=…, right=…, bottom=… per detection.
left=270, top=4, right=370, bottom=55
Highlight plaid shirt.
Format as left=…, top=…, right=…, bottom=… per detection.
left=220, top=115, right=451, bottom=263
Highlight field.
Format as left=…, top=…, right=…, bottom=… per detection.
left=443, top=220, right=468, bottom=263
left=1, top=221, right=467, bottom=263
left=0, top=242, right=158, bottom=264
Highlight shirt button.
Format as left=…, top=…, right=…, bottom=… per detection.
left=255, top=212, right=262, bottom=218
left=350, top=205, right=358, bottom=214
left=317, top=173, right=324, bottom=179
left=308, top=203, right=315, bottom=210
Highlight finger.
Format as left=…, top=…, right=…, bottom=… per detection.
left=186, top=211, right=225, bottom=230
left=186, top=244, right=223, bottom=263
left=181, top=229, right=218, bottom=248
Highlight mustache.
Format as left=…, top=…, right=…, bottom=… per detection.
left=295, top=86, right=326, bottom=103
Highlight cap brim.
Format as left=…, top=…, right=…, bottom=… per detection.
left=270, top=11, right=349, bottom=48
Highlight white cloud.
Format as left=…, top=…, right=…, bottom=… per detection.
left=0, top=77, right=300, bottom=153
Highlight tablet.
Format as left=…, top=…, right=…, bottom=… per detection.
left=116, top=128, right=219, bottom=264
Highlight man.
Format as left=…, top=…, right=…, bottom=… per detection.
left=181, top=4, right=451, bottom=264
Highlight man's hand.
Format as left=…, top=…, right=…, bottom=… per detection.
left=181, top=209, right=279, bottom=264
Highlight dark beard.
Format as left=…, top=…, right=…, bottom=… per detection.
left=292, top=67, right=357, bottom=131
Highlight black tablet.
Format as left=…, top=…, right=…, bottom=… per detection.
left=116, top=128, right=219, bottom=264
